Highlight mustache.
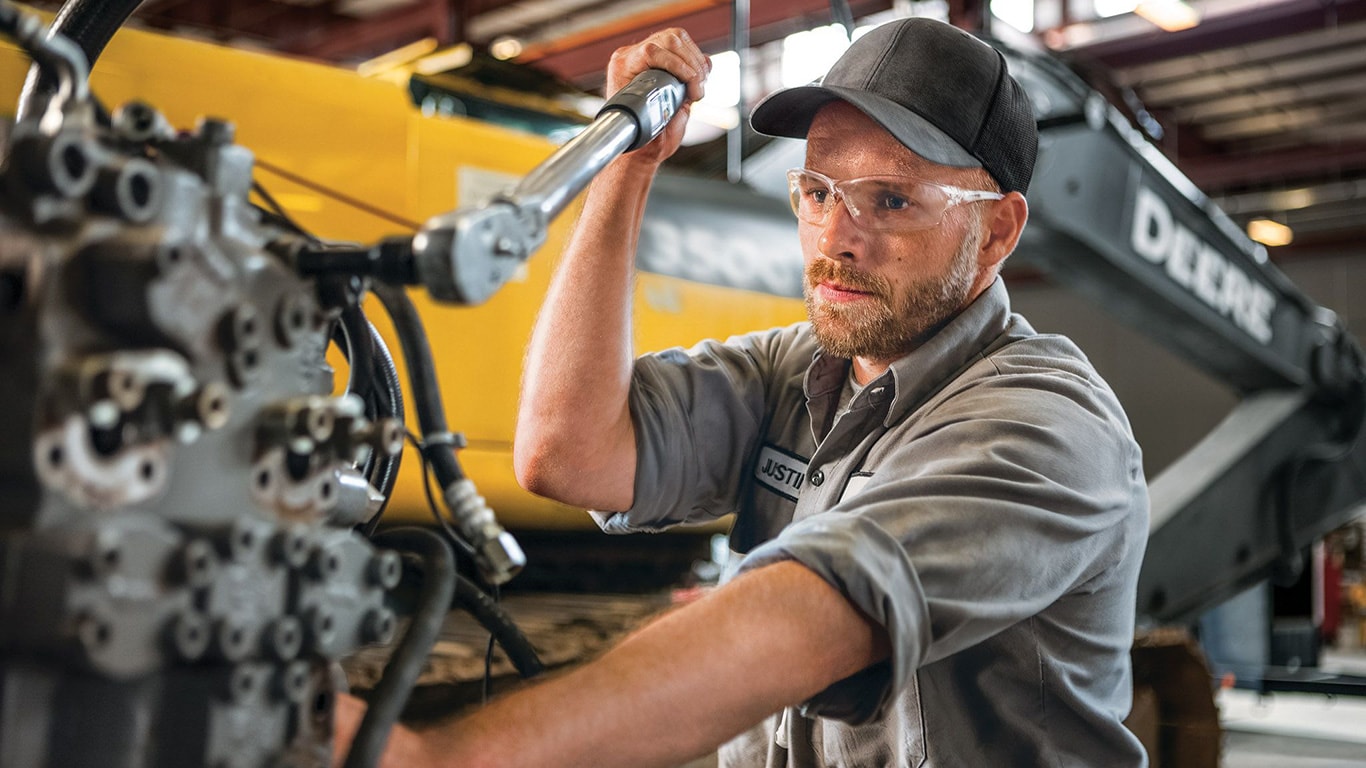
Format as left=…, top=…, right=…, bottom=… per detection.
left=804, top=258, right=889, bottom=297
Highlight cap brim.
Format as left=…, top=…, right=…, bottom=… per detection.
left=750, top=84, right=981, bottom=170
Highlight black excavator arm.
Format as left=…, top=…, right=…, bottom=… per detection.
left=1003, top=44, right=1366, bottom=631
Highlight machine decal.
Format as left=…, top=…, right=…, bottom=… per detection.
left=636, top=175, right=803, bottom=299
left=1130, top=186, right=1276, bottom=344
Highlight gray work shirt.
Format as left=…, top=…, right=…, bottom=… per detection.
left=594, top=279, right=1150, bottom=767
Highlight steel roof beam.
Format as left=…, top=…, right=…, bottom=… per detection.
left=1169, top=70, right=1366, bottom=123
left=1198, top=96, right=1366, bottom=142
left=283, top=0, right=454, bottom=59
left=1070, top=0, right=1366, bottom=70
left=1179, top=142, right=1366, bottom=191
left=1136, top=44, right=1366, bottom=105
left=522, top=0, right=893, bottom=86
left=1111, top=17, right=1366, bottom=88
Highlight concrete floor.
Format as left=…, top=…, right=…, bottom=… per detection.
left=1224, top=731, right=1366, bottom=768
left=1220, top=646, right=1366, bottom=767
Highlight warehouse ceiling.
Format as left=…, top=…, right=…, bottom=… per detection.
left=20, top=0, right=1366, bottom=257
left=1057, top=0, right=1366, bottom=257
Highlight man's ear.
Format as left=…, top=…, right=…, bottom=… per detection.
left=978, top=191, right=1029, bottom=271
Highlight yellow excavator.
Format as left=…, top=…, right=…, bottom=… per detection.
left=0, top=16, right=804, bottom=534
left=4, top=4, right=1365, bottom=766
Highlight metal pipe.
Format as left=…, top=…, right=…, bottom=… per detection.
left=728, top=0, right=749, bottom=184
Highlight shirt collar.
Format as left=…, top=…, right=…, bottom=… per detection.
left=804, top=277, right=1015, bottom=429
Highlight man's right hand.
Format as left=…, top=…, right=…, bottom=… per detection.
left=604, top=28, right=712, bottom=168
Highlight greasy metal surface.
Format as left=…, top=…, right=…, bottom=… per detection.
left=0, top=13, right=401, bottom=764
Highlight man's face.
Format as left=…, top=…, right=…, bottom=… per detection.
left=799, top=102, right=993, bottom=363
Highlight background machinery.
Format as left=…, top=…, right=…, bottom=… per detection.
left=0, top=2, right=700, bottom=764
left=1, top=1, right=1364, bottom=767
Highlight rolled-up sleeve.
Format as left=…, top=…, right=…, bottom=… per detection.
left=736, top=367, right=1147, bottom=723
left=592, top=327, right=797, bottom=533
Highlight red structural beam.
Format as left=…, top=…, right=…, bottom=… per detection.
left=1181, top=142, right=1366, bottom=192
left=282, top=1, right=455, bottom=59
left=1069, top=0, right=1366, bottom=69
left=522, top=0, right=895, bottom=86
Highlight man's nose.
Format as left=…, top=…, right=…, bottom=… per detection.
left=817, top=197, right=863, bottom=260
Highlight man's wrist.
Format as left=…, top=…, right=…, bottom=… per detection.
left=584, top=157, right=659, bottom=209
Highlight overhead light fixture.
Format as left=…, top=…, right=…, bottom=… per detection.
left=991, top=0, right=1035, bottom=33
left=415, top=43, right=474, bottom=75
left=1247, top=218, right=1293, bottom=247
left=489, top=36, right=524, bottom=61
left=357, top=37, right=438, bottom=78
left=1135, top=0, right=1201, bottom=32
left=1270, top=187, right=1316, bottom=211
left=1094, top=0, right=1139, bottom=18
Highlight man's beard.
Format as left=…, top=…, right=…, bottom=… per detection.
left=804, top=230, right=981, bottom=361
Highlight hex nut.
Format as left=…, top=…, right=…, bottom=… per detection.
left=271, top=526, right=311, bottom=569
left=214, top=619, right=253, bottom=663
left=266, top=616, right=303, bottom=661
left=307, top=607, right=337, bottom=652
left=171, top=612, right=212, bottom=661
left=307, top=546, right=342, bottom=580
left=362, top=608, right=396, bottom=645
left=368, top=550, right=403, bottom=590
left=181, top=540, right=220, bottom=590
left=228, top=665, right=258, bottom=703
left=276, top=661, right=312, bottom=703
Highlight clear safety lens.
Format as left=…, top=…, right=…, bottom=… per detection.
left=786, top=168, right=1003, bottom=231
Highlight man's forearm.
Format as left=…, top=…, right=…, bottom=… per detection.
left=421, top=560, right=891, bottom=768
left=513, top=160, right=657, bottom=511
left=513, top=28, right=709, bottom=513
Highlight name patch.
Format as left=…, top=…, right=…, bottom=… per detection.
left=754, top=444, right=808, bottom=502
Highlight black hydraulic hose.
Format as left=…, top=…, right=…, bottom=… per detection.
left=370, top=283, right=465, bottom=489
left=370, top=321, right=403, bottom=424
left=453, top=574, right=545, bottom=680
left=332, top=305, right=381, bottom=484
left=339, top=305, right=377, bottom=407
left=364, top=322, right=404, bottom=533
left=16, top=0, right=138, bottom=121
left=333, top=304, right=404, bottom=533
left=343, top=527, right=455, bottom=768
left=42, top=0, right=133, bottom=65
left=330, top=304, right=402, bottom=533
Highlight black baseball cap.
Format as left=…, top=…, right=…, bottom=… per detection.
left=750, top=18, right=1037, bottom=195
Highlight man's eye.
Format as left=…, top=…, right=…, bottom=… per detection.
left=806, top=188, right=830, bottom=204
left=878, top=193, right=911, bottom=211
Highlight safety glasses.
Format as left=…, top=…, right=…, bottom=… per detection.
left=786, top=168, right=1003, bottom=231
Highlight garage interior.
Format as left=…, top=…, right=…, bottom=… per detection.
left=4, top=0, right=1366, bottom=766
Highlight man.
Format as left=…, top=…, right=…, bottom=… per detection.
left=337, top=17, right=1149, bottom=768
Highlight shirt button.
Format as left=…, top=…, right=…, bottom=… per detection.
left=809, top=470, right=824, bottom=487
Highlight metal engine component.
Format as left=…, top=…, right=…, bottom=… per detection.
left=0, top=15, right=401, bottom=767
